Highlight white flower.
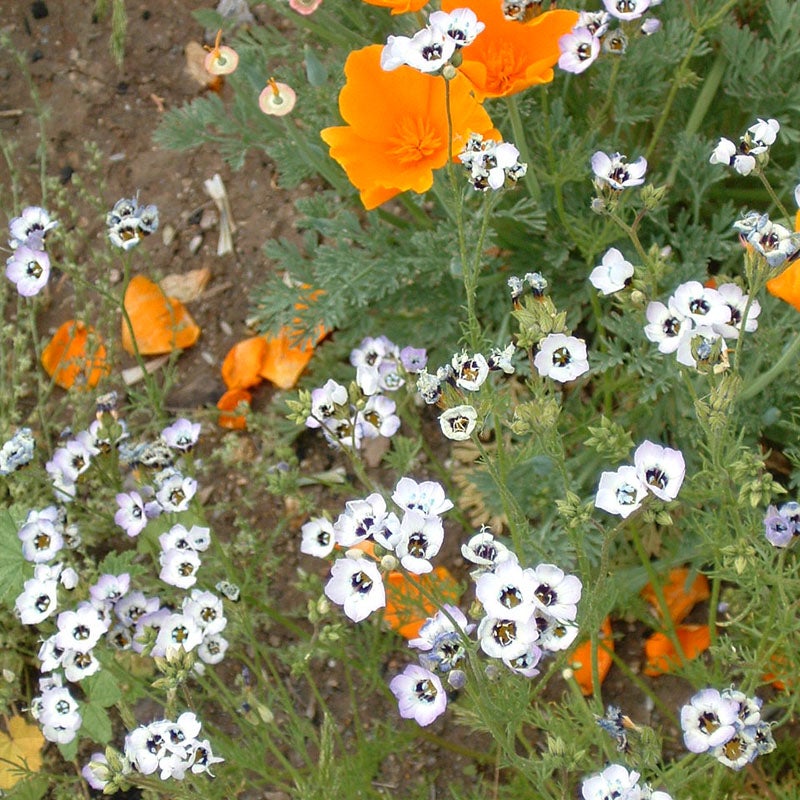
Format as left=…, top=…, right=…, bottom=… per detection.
left=644, top=301, right=691, bottom=354
left=461, top=528, right=516, bottom=574
left=16, top=575, right=59, bottom=624
left=633, top=440, right=685, bottom=502
left=389, top=665, right=447, bottom=726
left=558, top=28, right=600, bottom=74
left=36, top=685, right=82, bottom=744
left=595, top=465, right=647, bottom=518
left=306, top=379, right=348, bottom=428
left=334, top=493, right=391, bottom=548
left=476, top=559, right=537, bottom=621
left=592, top=151, right=647, bottom=190
left=159, top=547, right=202, bottom=589
left=5, top=246, right=50, bottom=296
left=478, top=614, right=539, bottom=660
left=114, top=491, right=148, bottom=538
left=503, top=643, right=543, bottom=678
left=409, top=604, right=474, bottom=673
left=713, top=283, right=760, bottom=339
left=795, top=183, right=800, bottom=209
left=534, top=610, right=579, bottom=652
left=589, top=248, right=634, bottom=294
left=528, top=563, right=582, bottom=621
left=9, top=206, right=58, bottom=249
left=154, top=469, right=197, bottom=512
left=0, top=427, right=35, bottom=474
left=324, top=555, right=385, bottom=622
left=161, top=418, right=201, bottom=450
left=63, top=649, right=102, bottom=682
left=452, top=351, right=489, bottom=391
left=670, top=281, right=731, bottom=327
left=680, top=688, right=739, bottom=753
left=183, top=589, right=227, bottom=636
left=577, top=11, right=610, bottom=36
left=675, top=325, right=728, bottom=370
left=46, top=437, right=96, bottom=484
left=534, top=333, right=590, bottom=382
left=392, top=476, right=453, bottom=517
left=359, top=394, right=401, bottom=438
left=746, top=117, right=779, bottom=153
left=153, top=612, right=204, bottom=656
left=439, top=405, right=478, bottom=441
left=301, top=517, right=335, bottom=557
left=55, top=603, right=109, bottom=653
left=428, top=8, right=485, bottom=48
left=198, top=633, right=229, bottom=665
left=393, top=510, right=444, bottom=574
left=709, top=138, right=755, bottom=175
left=602, top=0, right=650, bottom=21
left=18, top=516, right=63, bottom=563
left=381, top=27, right=456, bottom=73
left=487, top=342, right=516, bottom=373
left=582, top=763, right=643, bottom=800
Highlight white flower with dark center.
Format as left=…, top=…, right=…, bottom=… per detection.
left=475, top=559, right=537, bottom=621
left=16, top=574, right=59, bottom=624
left=301, top=517, right=335, bottom=557
left=416, top=370, right=443, bottom=405
left=36, top=685, right=82, bottom=744
left=670, top=281, right=731, bottom=327
left=389, top=665, right=447, bottom=726
left=63, top=649, right=101, bottom=682
left=409, top=604, right=474, bottom=673
left=581, top=763, right=643, bottom=800
left=644, top=301, right=691, bottom=354
left=324, top=555, right=385, bottom=622
left=46, top=437, right=96, bottom=484
left=154, top=469, right=197, bottom=512
left=153, top=612, right=203, bottom=657
left=745, top=117, right=780, bottom=153
left=429, top=8, right=485, bottom=48
left=503, top=643, right=543, bottom=678
left=161, top=418, right=201, bottom=451
left=478, top=613, right=539, bottom=660
left=577, top=11, right=610, bottom=36
left=680, top=688, right=739, bottom=753
left=634, top=441, right=685, bottom=502
left=18, top=516, right=63, bottom=563
left=381, top=27, right=456, bottom=73
left=744, top=216, right=800, bottom=268
left=461, top=528, right=516, bottom=576
left=188, top=738, right=225, bottom=776
left=115, top=491, right=148, bottom=537
left=5, top=246, right=50, bottom=297
left=115, top=590, right=160, bottom=627
left=529, top=564, right=582, bottom=621
left=183, top=589, right=227, bottom=636
left=595, top=465, right=647, bottom=518
left=589, top=248, right=634, bottom=294
left=359, top=394, right=401, bottom=439
left=534, top=333, right=590, bottom=382
left=0, top=427, right=35, bottom=474
left=439, top=405, right=478, bottom=441
left=306, top=379, right=348, bottom=428
left=675, top=325, right=728, bottom=371
left=452, top=351, right=489, bottom=391
left=713, top=283, right=760, bottom=339
left=394, top=510, right=444, bottom=574
left=55, top=603, right=109, bottom=653
left=90, top=573, right=131, bottom=606
left=132, top=608, right=172, bottom=654
left=558, top=27, right=600, bottom=74
left=393, top=476, right=453, bottom=517
left=198, top=633, right=229, bottom=665
left=602, top=0, right=650, bottom=20
left=533, top=609, right=580, bottom=651
left=709, top=138, right=755, bottom=176
left=125, top=723, right=167, bottom=774
left=592, top=151, right=647, bottom=190
left=9, top=206, right=58, bottom=249
left=487, top=342, right=516, bottom=373
left=158, top=523, right=207, bottom=553
left=159, top=547, right=202, bottom=589
left=334, top=493, right=390, bottom=547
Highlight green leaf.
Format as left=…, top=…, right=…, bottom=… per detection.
left=304, top=45, right=327, bottom=87
left=57, top=737, right=78, bottom=762
left=82, top=670, right=122, bottom=708
left=6, top=774, right=49, bottom=800
left=0, top=509, right=27, bottom=609
left=80, top=703, right=113, bottom=745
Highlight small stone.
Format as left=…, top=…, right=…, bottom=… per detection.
left=59, top=165, right=74, bottom=184
left=188, top=234, right=203, bottom=255
left=200, top=351, right=215, bottom=366
left=161, top=224, right=176, bottom=246
left=199, top=208, right=218, bottom=231
left=219, top=320, right=233, bottom=337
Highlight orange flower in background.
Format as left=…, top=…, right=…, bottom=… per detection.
left=766, top=211, right=800, bottom=310
left=570, top=616, right=614, bottom=696
left=362, top=0, right=428, bottom=14
left=383, top=567, right=460, bottom=640
left=321, top=45, right=497, bottom=210
left=42, top=320, right=109, bottom=390
left=221, top=336, right=269, bottom=390
left=643, top=625, right=711, bottom=677
left=640, top=567, right=710, bottom=625
left=441, top=0, right=578, bottom=99
left=217, top=387, right=252, bottom=430
left=121, top=275, right=200, bottom=356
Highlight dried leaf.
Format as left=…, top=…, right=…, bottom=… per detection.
left=159, top=267, right=211, bottom=303
left=184, top=41, right=222, bottom=92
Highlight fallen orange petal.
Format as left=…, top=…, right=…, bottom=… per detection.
left=41, top=320, right=109, bottom=390
left=121, top=275, right=200, bottom=356
left=643, top=624, right=711, bottom=677
left=641, top=567, right=709, bottom=625
left=259, top=328, right=318, bottom=390
left=222, top=336, right=269, bottom=390
left=383, top=567, right=460, bottom=640
left=571, top=616, right=614, bottom=696
left=217, top=387, right=252, bottom=430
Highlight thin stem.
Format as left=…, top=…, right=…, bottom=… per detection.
left=756, top=170, right=792, bottom=221
left=505, top=94, right=541, bottom=203
left=738, top=330, right=800, bottom=401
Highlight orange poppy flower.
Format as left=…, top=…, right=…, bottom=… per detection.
left=640, top=567, right=710, bottom=625
left=570, top=616, right=613, bottom=696
left=383, top=567, right=460, bottom=640
left=441, top=0, right=578, bottom=99
left=42, top=320, right=110, bottom=390
left=121, top=275, right=201, bottom=356
left=217, top=387, right=252, bottom=430
left=361, top=0, right=428, bottom=13
left=766, top=212, right=800, bottom=309
left=321, top=45, right=497, bottom=210
left=221, top=336, right=269, bottom=390
left=643, top=625, right=711, bottom=677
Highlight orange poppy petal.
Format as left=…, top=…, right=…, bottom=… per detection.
left=222, top=336, right=269, bottom=390
left=217, top=387, right=252, bottom=430
left=643, top=625, right=711, bottom=677
left=121, top=275, right=201, bottom=356
left=767, top=261, right=800, bottom=311
left=259, top=329, right=317, bottom=390
left=570, top=616, right=613, bottom=696
left=41, top=320, right=109, bottom=390
left=383, top=567, right=460, bottom=640
left=361, top=0, right=428, bottom=13
left=641, top=568, right=710, bottom=625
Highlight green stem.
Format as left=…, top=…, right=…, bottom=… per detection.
left=738, top=329, right=800, bottom=401
left=756, top=170, right=792, bottom=221
left=505, top=94, right=541, bottom=204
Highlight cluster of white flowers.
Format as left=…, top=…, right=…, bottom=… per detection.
left=381, top=8, right=483, bottom=74
left=644, top=280, right=761, bottom=370
left=508, top=271, right=548, bottom=303
left=680, top=687, right=775, bottom=770
left=581, top=763, right=672, bottom=800
left=0, top=426, right=36, bottom=474
left=595, top=440, right=686, bottom=518
left=5, top=205, right=58, bottom=297
left=732, top=211, right=800, bottom=269
left=388, top=527, right=582, bottom=726
left=414, top=343, right=516, bottom=440
left=559, top=4, right=661, bottom=76
left=709, top=118, right=780, bottom=177
left=106, top=195, right=159, bottom=250
left=305, top=336, right=424, bottom=449
left=457, top=133, right=527, bottom=191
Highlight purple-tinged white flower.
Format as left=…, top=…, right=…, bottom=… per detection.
left=641, top=16, right=661, bottom=34
left=389, top=665, right=447, bottom=726
left=63, top=648, right=102, bottom=682
left=306, top=379, right=348, bottom=428
left=392, top=476, right=453, bottom=517
left=680, top=688, right=739, bottom=753
left=409, top=604, right=474, bottom=673
left=592, top=151, right=647, bottom=190
left=439, top=404, right=478, bottom=441
left=324, top=555, right=385, bottom=623
left=359, top=394, right=401, bottom=438
left=82, top=752, right=118, bottom=791
left=603, top=0, right=650, bottom=20
left=400, top=345, right=427, bottom=373
left=198, top=633, right=229, bottom=665
left=581, top=763, right=643, bottom=800
left=475, top=559, right=537, bottom=621
left=577, top=10, right=610, bottom=36
left=301, top=516, right=335, bottom=557
left=595, top=465, right=647, bottom=518
left=558, top=27, right=600, bottom=74
left=154, top=468, right=197, bottom=512
left=644, top=301, right=691, bottom=354
left=534, top=333, right=590, bottom=382
left=334, top=493, right=392, bottom=548
left=115, top=491, right=148, bottom=537
left=46, top=437, right=95, bottom=484
left=529, top=564, right=582, bottom=621
left=8, top=206, right=58, bottom=250
left=478, top=613, right=539, bottom=660
left=534, top=609, right=580, bottom=652
left=589, top=248, right=634, bottom=294
left=18, top=515, right=63, bottom=563
left=34, top=684, right=82, bottom=744
left=15, top=573, right=59, bottom=624
left=115, top=590, right=160, bottom=627
left=429, top=8, right=485, bottom=48
left=6, top=246, right=50, bottom=296
left=152, top=612, right=204, bottom=657
left=670, top=281, right=731, bottom=327
left=461, top=528, right=516, bottom=575
left=55, top=602, right=109, bottom=653
left=183, top=589, right=227, bottom=636
left=503, top=643, right=543, bottom=678
left=90, top=573, right=131, bottom=605
left=764, top=505, right=793, bottom=547
left=161, top=418, right=201, bottom=450
left=633, top=441, right=685, bottom=502
left=159, top=547, right=202, bottom=589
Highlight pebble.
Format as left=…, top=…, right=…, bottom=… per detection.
left=161, top=224, right=175, bottom=246
left=199, top=208, right=218, bottom=231
left=188, top=234, right=203, bottom=255
left=200, top=351, right=215, bottom=366
left=31, top=1, right=48, bottom=19
left=219, top=320, right=233, bottom=337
